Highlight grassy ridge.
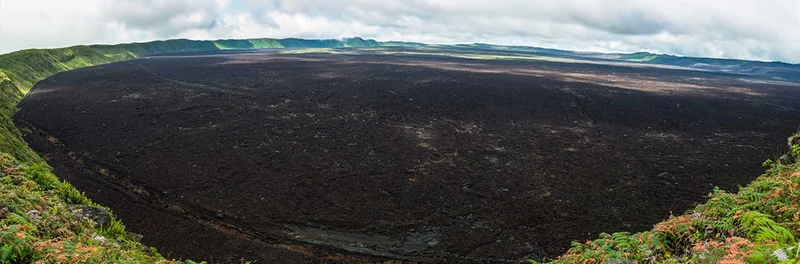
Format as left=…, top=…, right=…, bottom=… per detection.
left=0, top=71, right=36, bottom=163
left=0, top=46, right=134, bottom=163
left=212, top=39, right=284, bottom=50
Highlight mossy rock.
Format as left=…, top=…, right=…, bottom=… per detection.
left=789, top=133, right=800, bottom=148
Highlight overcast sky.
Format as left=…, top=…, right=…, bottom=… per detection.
left=1, top=0, right=799, bottom=63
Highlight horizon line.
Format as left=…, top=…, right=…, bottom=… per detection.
left=2, top=36, right=796, bottom=66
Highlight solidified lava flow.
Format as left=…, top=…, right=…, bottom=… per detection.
left=13, top=48, right=800, bottom=263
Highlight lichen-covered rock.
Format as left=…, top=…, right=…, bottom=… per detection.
left=779, top=154, right=794, bottom=165
left=126, top=231, right=144, bottom=243
left=789, top=134, right=800, bottom=148
left=69, top=204, right=112, bottom=226
left=27, top=209, right=41, bottom=220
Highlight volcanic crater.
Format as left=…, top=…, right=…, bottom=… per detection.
left=14, top=48, right=800, bottom=263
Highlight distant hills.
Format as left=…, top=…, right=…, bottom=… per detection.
left=449, top=43, right=800, bottom=82
left=614, top=52, right=800, bottom=81
left=4, top=37, right=800, bottom=85
left=88, top=37, right=382, bottom=58
left=212, top=37, right=800, bottom=82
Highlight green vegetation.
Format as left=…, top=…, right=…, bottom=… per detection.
left=537, top=134, right=800, bottom=263
left=0, top=154, right=178, bottom=263
left=619, top=52, right=662, bottom=62
left=0, top=46, right=128, bottom=163
left=0, top=71, right=37, bottom=163
left=212, top=39, right=284, bottom=50
left=380, top=41, right=428, bottom=47
left=277, top=48, right=339, bottom=55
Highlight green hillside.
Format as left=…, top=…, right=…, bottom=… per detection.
left=379, top=41, right=428, bottom=47
left=212, top=39, right=285, bottom=50
left=619, top=52, right=663, bottom=62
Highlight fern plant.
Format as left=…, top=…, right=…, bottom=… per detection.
left=738, top=211, right=796, bottom=244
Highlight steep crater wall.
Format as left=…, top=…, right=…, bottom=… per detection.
left=12, top=49, right=800, bottom=262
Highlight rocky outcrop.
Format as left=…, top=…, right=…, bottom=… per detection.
left=69, top=204, right=112, bottom=226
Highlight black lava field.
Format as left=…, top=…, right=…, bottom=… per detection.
left=14, top=48, right=800, bottom=263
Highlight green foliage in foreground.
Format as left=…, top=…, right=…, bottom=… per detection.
left=0, top=154, right=192, bottom=263
left=538, top=137, right=800, bottom=263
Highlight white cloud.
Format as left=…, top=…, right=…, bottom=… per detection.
left=98, top=0, right=229, bottom=36
left=1, top=0, right=799, bottom=62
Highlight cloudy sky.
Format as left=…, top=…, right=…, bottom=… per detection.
left=1, top=0, right=799, bottom=62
